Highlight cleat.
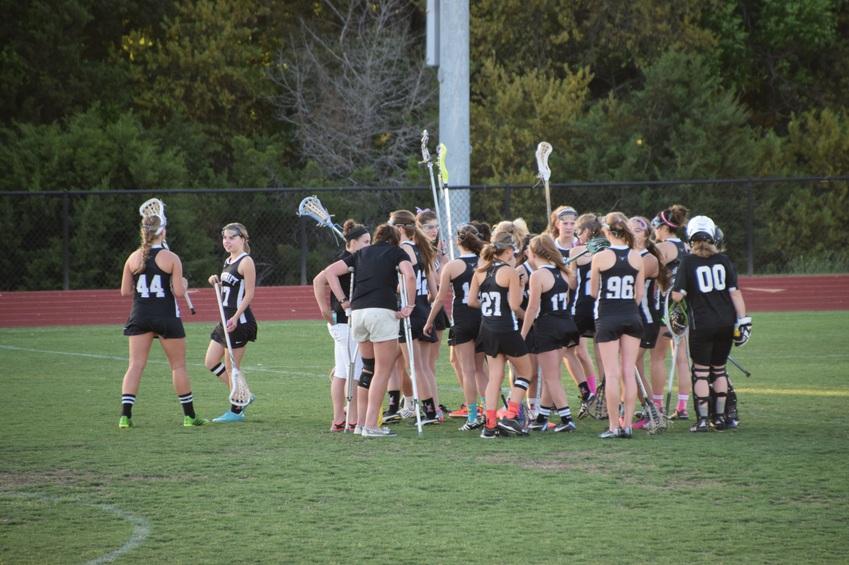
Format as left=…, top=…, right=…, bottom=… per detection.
left=458, top=419, right=483, bottom=431
left=620, top=426, right=633, bottom=438
left=330, top=421, right=346, bottom=432
left=712, top=415, right=727, bottom=431
left=118, top=416, right=133, bottom=429
left=346, top=422, right=357, bottom=433
left=212, top=410, right=245, bottom=423
left=497, top=417, right=526, bottom=436
left=528, top=420, right=549, bottom=431
left=670, top=408, right=689, bottom=420
left=183, top=415, right=208, bottom=427
left=417, top=415, right=440, bottom=426
left=725, top=418, right=739, bottom=429
left=553, top=420, right=577, bottom=433
left=438, top=404, right=452, bottom=415
left=632, top=417, right=649, bottom=430
left=480, top=427, right=498, bottom=439
left=689, top=418, right=710, bottom=432
left=382, top=411, right=402, bottom=423
left=449, top=404, right=469, bottom=418
left=599, top=428, right=622, bottom=439
left=361, top=426, right=397, bottom=438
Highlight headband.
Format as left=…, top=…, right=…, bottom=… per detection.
left=345, top=225, right=369, bottom=242
left=557, top=207, right=578, bottom=218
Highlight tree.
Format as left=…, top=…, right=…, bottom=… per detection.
left=270, top=0, right=436, bottom=185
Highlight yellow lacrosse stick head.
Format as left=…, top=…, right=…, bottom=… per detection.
left=437, top=143, right=448, bottom=183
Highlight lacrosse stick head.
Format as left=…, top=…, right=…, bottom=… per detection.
left=420, top=130, right=431, bottom=163
left=437, top=143, right=448, bottom=183
left=139, top=198, right=167, bottom=235
left=535, top=142, right=553, bottom=182
left=297, top=196, right=343, bottom=243
left=228, top=367, right=253, bottom=407
left=586, top=236, right=611, bottom=254
left=664, top=295, right=689, bottom=337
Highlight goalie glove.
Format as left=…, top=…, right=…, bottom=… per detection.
left=733, top=316, right=752, bottom=347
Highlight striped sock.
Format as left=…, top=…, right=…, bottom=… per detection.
left=178, top=392, right=196, bottom=418
left=677, top=394, right=689, bottom=411
left=652, top=394, right=663, bottom=408
left=538, top=405, right=551, bottom=422
left=557, top=406, right=573, bottom=422
left=121, top=394, right=136, bottom=418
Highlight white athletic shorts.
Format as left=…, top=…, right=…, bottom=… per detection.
left=327, top=323, right=362, bottom=380
left=351, top=308, right=399, bottom=343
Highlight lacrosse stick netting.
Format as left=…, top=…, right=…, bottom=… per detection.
left=297, top=196, right=345, bottom=243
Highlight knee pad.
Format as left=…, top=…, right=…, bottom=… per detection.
left=358, top=357, right=375, bottom=389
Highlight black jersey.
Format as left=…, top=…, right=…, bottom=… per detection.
left=638, top=249, right=657, bottom=324
left=331, top=250, right=352, bottom=324
left=594, top=246, right=640, bottom=320
left=479, top=262, right=518, bottom=332
left=555, top=237, right=579, bottom=258
left=673, top=253, right=739, bottom=330
left=402, top=241, right=431, bottom=314
left=219, top=253, right=256, bottom=325
left=129, top=247, right=180, bottom=319
left=519, top=261, right=533, bottom=312
left=665, top=237, right=689, bottom=279
left=538, top=265, right=570, bottom=318
left=343, top=242, right=410, bottom=311
left=570, top=259, right=593, bottom=317
left=451, top=255, right=480, bottom=326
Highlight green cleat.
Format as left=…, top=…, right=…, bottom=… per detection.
left=118, top=416, right=133, bottom=429
left=183, top=415, right=208, bottom=427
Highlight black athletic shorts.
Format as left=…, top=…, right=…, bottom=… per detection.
left=448, top=318, right=479, bottom=346
left=124, top=316, right=186, bottom=339
left=573, top=310, right=596, bottom=338
left=594, top=314, right=644, bottom=343
left=640, top=322, right=659, bottom=349
left=532, top=316, right=580, bottom=353
left=688, top=325, right=734, bottom=366
left=523, top=324, right=537, bottom=354
left=399, top=313, right=438, bottom=344
left=211, top=320, right=258, bottom=348
left=434, top=309, right=451, bottom=331
left=476, top=325, right=529, bottom=358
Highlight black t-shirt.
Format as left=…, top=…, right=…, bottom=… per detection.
left=673, top=253, right=738, bottom=330
left=343, top=242, right=411, bottom=311
left=331, top=250, right=352, bottom=324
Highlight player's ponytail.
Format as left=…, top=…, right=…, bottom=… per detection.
left=456, top=224, right=483, bottom=255
left=529, top=234, right=569, bottom=274
left=477, top=228, right=517, bottom=273
left=604, top=212, right=635, bottom=248
left=135, top=215, right=163, bottom=274
left=390, top=209, right=435, bottom=275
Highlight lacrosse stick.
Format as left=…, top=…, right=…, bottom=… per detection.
left=535, top=142, right=553, bottom=220
left=344, top=266, right=359, bottom=432
left=297, top=196, right=344, bottom=244
left=663, top=292, right=689, bottom=414
left=214, top=282, right=253, bottom=407
left=727, top=354, right=751, bottom=377
left=565, top=236, right=611, bottom=266
left=436, top=142, right=455, bottom=261
left=139, top=198, right=195, bottom=315
left=586, top=378, right=608, bottom=420
left=634, top=365, right=666, bottom=434
left=419, top=131, right=446, bottom=251
left=398, top=268, right=424, bottom=436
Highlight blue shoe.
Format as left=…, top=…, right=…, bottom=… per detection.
left=213, top=410, right=246, bottom=423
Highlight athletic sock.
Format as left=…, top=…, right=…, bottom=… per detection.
left=403, top=395, right=413, bottom=409
left=537, top=405, right=551, bottom=423
left=468, top=402, right=479, bottom=422
left=652, top=394, right=664, bottom=409
left=506, top=400, right=521, bottom=419
left=557, top=406, right=573, bottom=422
left=121, top=394, right=136, bottom=418
left=578, top=381, right=591, bottom=401
left=209, top=362, right=226, bottom=378
left=231, top=404, right=243, bottom=414
left=587, top=374, right=597, bottom=394
left=485, top=409, right=497, bottom=430
left=387, top=390, right=401, bottom=413
left=178, top=393, right=196, bottom=418
left=677, top=394, right=689, bottom=412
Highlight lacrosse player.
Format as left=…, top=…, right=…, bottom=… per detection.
left=629, top=216, right=669, bottom=429
left=119, top=212, right=206, bottom=428
left=520, top=235, right=580, bottom=433
left=671, top=216, right=749, bottom=432
left=424, top=224, right=486, bottom=430
left=649, top=204, right=692, bottom=418
left=569, top=214, right=606, bottom=405
left=468, top=224, right=534, bottom=438
left=324, top=224, right=415, bottom=438
left=202, top=223, right=258, bottom=423
left=590, top=212, right=646, bottom=439
left=312, top=220, right=371, bottom=432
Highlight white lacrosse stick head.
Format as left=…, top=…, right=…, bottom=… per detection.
left=420, top=129, right=432, bottom=163
left=297, top=195, right=344, bottom=243
left=536, top=142, right=553, bottom=182
left=139, top=198, right=167, bottom=235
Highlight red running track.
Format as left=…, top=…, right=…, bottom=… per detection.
left=0, top=275, right=847, bottom=328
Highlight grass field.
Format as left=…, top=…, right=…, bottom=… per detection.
left=1, top=311, right=848, bottom=564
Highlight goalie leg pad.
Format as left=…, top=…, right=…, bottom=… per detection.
left=358, top=357, right=375, bottom=389
left=710, top=366, right=729, bottom=418
left=691, top=366, right=711, bottom=419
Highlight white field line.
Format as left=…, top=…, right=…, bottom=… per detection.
left=0, top=344, right=327, bottom=378
left=0, top=492, right=150, bottom=564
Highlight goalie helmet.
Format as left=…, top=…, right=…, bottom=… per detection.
left=686, top=215, right=716, bottom=243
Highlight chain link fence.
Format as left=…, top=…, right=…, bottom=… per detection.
left=2, top=176, right=846, bottom=291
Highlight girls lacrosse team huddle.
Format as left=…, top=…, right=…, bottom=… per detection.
left=119, top=198, right=752, bottom=439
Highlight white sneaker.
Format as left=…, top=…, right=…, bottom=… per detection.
left=362, top=426, right=397, bottom=438
left=354, top=425, right=363, bottom=435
